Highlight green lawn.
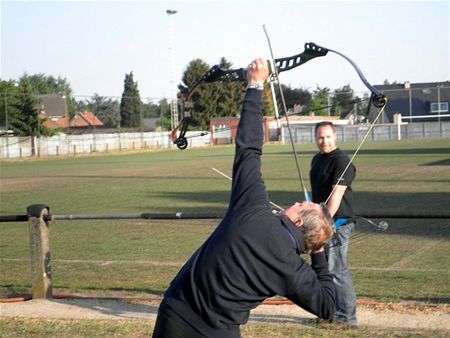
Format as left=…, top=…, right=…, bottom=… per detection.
left=1, top=139, right=449, bottom=302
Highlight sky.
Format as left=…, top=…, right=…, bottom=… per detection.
left=1, top=0, right=449, bottom=102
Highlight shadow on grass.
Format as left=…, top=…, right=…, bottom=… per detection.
left=53, top=286, right=165, bottom=297
left=422, top=159, right=450, bottom=166
left=150, top=190, right=450, bottom=213
left=359, top=294, right=450, bottom=304
left=265, top=147, right=450, bottom=157
left=249, top=313, right=312, bottom=325
left=143, top=190, right=450, bottom=241
left=49, top=297, right=160, bottom=319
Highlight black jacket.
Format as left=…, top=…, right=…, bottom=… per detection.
left=163, top=89, right=336, bottom=337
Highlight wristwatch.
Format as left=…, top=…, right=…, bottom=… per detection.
left=246, top=82, right=264, bottom=90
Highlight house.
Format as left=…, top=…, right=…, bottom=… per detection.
left=369, top=81, right=450, bottom=123
left=70, top=111, right=104, bottom=128
left=40, top=111, right=69, bottom=129
left=39, top=94, right=70, bottom=129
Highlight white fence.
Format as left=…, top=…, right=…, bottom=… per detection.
left=0, top=131, right=211, bottom=159
left=284, top=121, right=450, bottom=144
left=2, top=121, right=449, bottom=159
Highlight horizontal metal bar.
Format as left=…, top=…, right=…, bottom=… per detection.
left=0, top=215, right=29, bottom=222
left=400, top=114, right=450, bottom=120
left=357, top=211, right=450, bottom=219
left=1, top=210, right=449, bottom=223
left=51, top=212, right=224, bottom=221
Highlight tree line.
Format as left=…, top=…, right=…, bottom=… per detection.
left=0, top=57, right=373, bottom=137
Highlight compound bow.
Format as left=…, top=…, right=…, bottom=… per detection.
left=171, top=42, right=387, bottom=150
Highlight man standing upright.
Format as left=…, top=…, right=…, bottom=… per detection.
left=310, top=121, right=357, bottom=326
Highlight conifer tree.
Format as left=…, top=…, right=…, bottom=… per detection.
left=120, top=72, right=142, bottom=127
left=9, top=78, right=53, bottom=155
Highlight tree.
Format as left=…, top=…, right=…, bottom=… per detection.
left=0, top=80, right=20, bottom=129
left=354, top=92, right=370, bottom=118
left=142, top=101, right=159, bottom=119
left=214, top=57, right=246, bottom=119
left=179, top=58, right=217, bottom=130
left=120, top=72, right=142, bottom=128
left=9, top=78, right=54, bottom=155
left=20, top=73, right=76, bottom=118
left=274, top=84, right=312, bottom=115
left=77, top=94, right=120, bottom=128
left=262, top=84, right=276, bottom=117
left=332, top=84, right=354, bottom=117
left=178, top=57, right=251, bottom=130
left=306, top=86, right=331, bottom=116
left=383, top=79, right=399, bottom=85
left=157, top=98, right=171, bottom=130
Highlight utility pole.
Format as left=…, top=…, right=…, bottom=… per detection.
left=166, top=9, right=178, bottom=132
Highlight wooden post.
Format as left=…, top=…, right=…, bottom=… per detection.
left=27, top=204, right=52, bottom=299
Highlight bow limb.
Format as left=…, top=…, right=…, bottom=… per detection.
left=320, top=49, right=388, bottom=204
left=171, top=116, right=189, bottom=150
left=171, top=65, right=217, bottom=150
left=315, top=44, right=386, bottom=108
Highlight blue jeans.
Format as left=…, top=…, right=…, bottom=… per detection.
left=327, top=222, right=357, bottom=325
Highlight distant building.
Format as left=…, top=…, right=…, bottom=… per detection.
left=40, top=94, right=70, bottom=129
left=369, top=81, right=450, bottom=123
left=70, top=111, right=104, bottom=128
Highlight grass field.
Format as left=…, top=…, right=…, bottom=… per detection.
left=1, top=138, right=450, bottom=335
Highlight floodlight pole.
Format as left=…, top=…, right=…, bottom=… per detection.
left=437, top=84, right=442, bottom=122
left=167, top=9, right=179, bottom=133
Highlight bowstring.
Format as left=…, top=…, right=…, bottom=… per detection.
left=263, top=24, right=310, bottom=202
left=325, top=97, right=388, bottom=204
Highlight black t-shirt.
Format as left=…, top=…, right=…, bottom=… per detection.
left=310, top=148, right=356, bottom=220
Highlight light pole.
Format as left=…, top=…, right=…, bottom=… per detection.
left=405, top=81, right=412, bottom=122
left=3, top=93, right=9, bottom=158
left=437, top=84, right=443, bottom=122
left=166, top=9, right=178, bottom=133
left=37, top=97, right=43, bottom=157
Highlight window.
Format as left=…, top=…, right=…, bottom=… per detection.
left=431, top=102, right=449, bottom=113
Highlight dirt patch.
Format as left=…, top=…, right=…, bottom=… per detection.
left=1, top=294, right=449, bottom=331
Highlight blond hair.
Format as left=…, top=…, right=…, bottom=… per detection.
left=299, top=207, right=334, bottom=253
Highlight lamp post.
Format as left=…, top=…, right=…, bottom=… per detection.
left=3, top=93, right=9, bottom=158
left=404, top=81, right=412, bottom=122
left=437, top=84, right=443, bottom=122
left=166, top=9, right=178, bottom=133
left=37, top=98, right=43, bottom=158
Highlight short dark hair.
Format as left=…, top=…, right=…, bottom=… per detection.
left=314, top=121, right=336, bottom=135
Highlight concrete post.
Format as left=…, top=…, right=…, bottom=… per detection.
left=27, top=204, right=52, bottom=299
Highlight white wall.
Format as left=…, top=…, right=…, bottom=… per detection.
left=0, top=131, right=211, bottom=159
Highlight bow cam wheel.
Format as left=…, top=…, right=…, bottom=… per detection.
left=176, top=137, right=188, bottom=150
